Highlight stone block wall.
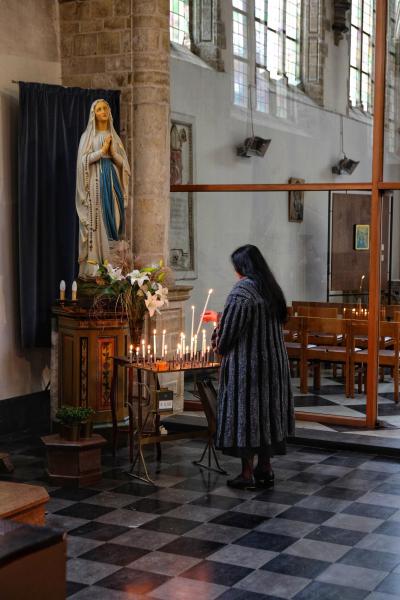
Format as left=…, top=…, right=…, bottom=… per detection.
left=59, top=0, right=134, bottom=240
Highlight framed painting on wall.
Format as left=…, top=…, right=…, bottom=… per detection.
left=288, top=177, right=305, bottom=223
left=169, top=119, right=195, bottom=277
left=354, top=224, right=370, bottom=250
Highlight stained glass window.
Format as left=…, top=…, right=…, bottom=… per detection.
left=170, top=0, right=190, bottom=47
left=233, top=0, right=302, bottom=111
left=349, top=0, right=375, bottom=113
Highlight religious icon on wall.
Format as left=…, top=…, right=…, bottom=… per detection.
left=354, top=224, right=370, bottom=250
left=169, top=120, right=195, bottom=274
left=288, top=177, right=305, bottom=223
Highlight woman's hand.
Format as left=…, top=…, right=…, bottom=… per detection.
left=203, top=310, right=219, bottom=323
left=101, top=135, right=112, bottom=155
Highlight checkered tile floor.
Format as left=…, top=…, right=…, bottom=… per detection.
left=3, top=436, right=400, bottom=598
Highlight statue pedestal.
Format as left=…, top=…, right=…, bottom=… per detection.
left=51, top=304, right=130, bottom=424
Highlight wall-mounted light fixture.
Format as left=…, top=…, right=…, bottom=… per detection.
left=332, top=115, right=359, bottom=175
left=237, top=136, right=271, bottom=157
left=236, top=85, right=271, bottom=158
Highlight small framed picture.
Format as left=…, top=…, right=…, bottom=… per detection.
left=354, top=224, right=370, bottom=250
left=288, top=177, right=305, bottom=223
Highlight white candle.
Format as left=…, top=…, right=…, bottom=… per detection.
left=147, top=345, right=151, bottom=363
left=196, top=289, right=213, bottom=337
left=136, top=347, right=139, bottom=361
left=59, top=280, right=66, bottom=301
left=72, top=280, right=77, bottom=301
left=177, top=343, right=181, bottom=358
left=162, top=330, right=166, bottom=357
left=202, top=329, right=206, bottom=357
left=164, top=345, right=167, bottom=359
left=141, top=339, right=146, bottom=359
left=153, top=329, right=157, bottom=359
left=190, top=306, right=195, bottom=356
left=207, top=346, right=210, bottom=363
left=180, top=333, right=185, bottom=358
left=129, top=343, right=133, bottom=363
left=194, top=334, right=198, bottom=357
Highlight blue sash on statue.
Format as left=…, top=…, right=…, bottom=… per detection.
left=100, top=158, right=125, bottom=241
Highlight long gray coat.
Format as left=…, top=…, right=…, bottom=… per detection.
left=215, top=278, right=294, bottom=453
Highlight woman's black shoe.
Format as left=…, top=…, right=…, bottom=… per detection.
left=227, top=474, right=256, bottom=490
left=254, top=466, right=275, bottom=488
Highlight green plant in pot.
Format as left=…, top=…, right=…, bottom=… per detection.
left=80, top=407, right=96, bottom=438
left=56, top=406, right=93, bottom=441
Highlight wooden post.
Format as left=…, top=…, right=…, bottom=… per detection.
left=366, top=0, right=388, bottom=428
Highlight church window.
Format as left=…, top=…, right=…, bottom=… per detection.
left=349, top=0, right=375, bottom=113
left=233, top=0, right=302, bottom=110
left=170, top=0, right=190, bottom=47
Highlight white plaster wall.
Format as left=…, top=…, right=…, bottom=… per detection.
left=170, top=9, right=400, bottom=328
left=0, top=0, right=61, bottom=400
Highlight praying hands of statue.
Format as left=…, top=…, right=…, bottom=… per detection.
left=101, top=135, right=112, bottom=156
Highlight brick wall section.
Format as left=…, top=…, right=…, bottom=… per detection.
left=59, top=0, right=134, bottom=240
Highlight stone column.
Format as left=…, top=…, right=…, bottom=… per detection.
left=132, top=0, right=170, bottom=265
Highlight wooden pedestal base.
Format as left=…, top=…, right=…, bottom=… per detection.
left=41, top=434, right=106, bottom=487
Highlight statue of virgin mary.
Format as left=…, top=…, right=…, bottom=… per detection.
left=75, top=99, right=131, bottom=279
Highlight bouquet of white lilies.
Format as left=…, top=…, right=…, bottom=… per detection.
left=93, top=260, right=171, bottom=343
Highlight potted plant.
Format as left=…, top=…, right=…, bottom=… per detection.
left=56, top=406, right=90, bottom=441
left=80, top=407, right=95, bottom=438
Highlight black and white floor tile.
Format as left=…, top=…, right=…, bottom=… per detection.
left=4, top=434, right=400, bottom=598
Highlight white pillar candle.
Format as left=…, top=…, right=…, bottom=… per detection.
left=177, top=343, right=181, bottom=358
left=153, top=329, right=157, bottom=358
left=136, top=347, right=139, bottom=361
left=164, top=345, right=167, bottom=360
left=59, top=280, right=66, bottom=301
left=161, top=330, right=166, bottom=357
left=72, top=280, right=77, bottom=301
left=129, top=344, right=133, bottom=363
left=141, top=339, right=146, bottom=359
left=196, top=289, right=213, bottom=337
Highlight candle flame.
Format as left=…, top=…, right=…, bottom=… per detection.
left=208, top=289, right=213, bottom=294
left=153, top=329, right=156, bottom=334
left=163, top=329, right=166, bottom=334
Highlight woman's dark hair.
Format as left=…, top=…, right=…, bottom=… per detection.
left=231, top=244, right=287, bottom=323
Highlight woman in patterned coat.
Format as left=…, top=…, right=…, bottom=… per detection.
left=204, top=245, right=294, bottom=489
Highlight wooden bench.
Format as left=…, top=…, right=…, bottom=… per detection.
left=0, top=482, right=49, bottom=526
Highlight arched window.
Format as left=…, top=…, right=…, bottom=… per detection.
left=349, top=0, right=375, bottom=113
left=233, top=0, right=302, bottom=110
left=170, top=0, right=190, bottom=47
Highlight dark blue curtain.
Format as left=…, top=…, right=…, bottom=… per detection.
left=18, top=82, right=120, bottom=347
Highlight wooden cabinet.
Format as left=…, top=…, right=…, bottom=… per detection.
left=53, top=306, right=129, bottom=424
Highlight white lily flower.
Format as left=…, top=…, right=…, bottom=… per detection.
left=106, top=263, right=123, bottom=281
left=155, top=285, right=169, bottom=306
left=126, top=269, right=150, bottom=288
left=144, top=291, right=164, bottom=317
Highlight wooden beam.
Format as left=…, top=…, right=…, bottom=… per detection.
left=171, top=183, right=373, bottom=193
left=366, top=0, right=387, bottom=428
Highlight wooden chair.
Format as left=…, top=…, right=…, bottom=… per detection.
left=349, top=320, right=400, bottom=402
left=300, top=317, right=351, bottom=396
left=284, top=316, right=304, bottom=377
left=294, top=305, right=338, bottom=318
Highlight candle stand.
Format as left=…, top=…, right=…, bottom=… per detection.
left=110, top=354, right=227, bottom=484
